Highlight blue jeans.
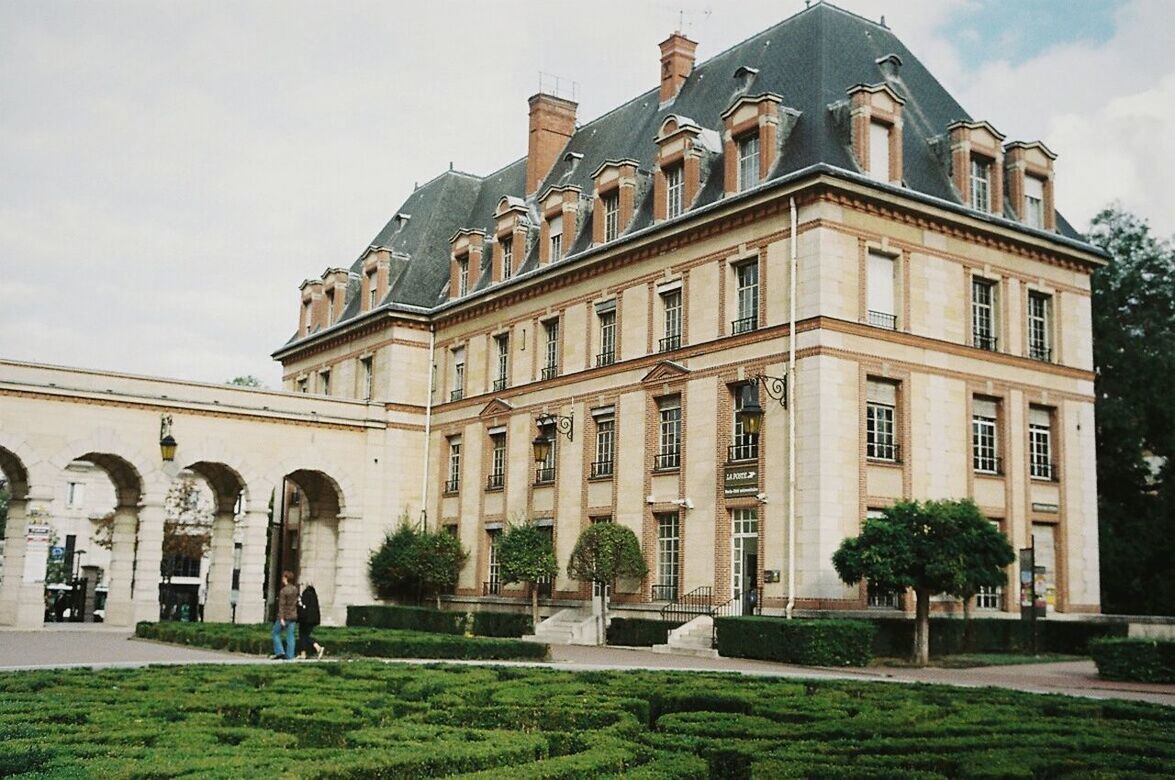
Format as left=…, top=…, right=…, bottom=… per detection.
left=272, top=619, right=295, bottom=658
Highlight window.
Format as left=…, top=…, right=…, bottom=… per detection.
left=656, top=397, right=682, bottom=470
left=302, top=300, right=312, bottom=331
left=445, top=439, right=461, bottom=493
left=592, top=414, right=615, bottom=478
left=733, top=260, right=759, bottom=334
left=1029, top=406, right=1055, bottom=481
left=972, top=397, right=1000, bottom=475
left=864, top=509, right=899, bottom=607
left=866, top=380, right=898, bottom=462
left=451, top=347, right=465, bottom=401
left=549, top=214, right=563, bottom=262
left=976, top=585, right=1002, bottom=610
left=487, top=433, right=506, bottom=490
left=542, top=320, right=559, bottom=380
left=596, top=309, right=616, bottom=367
left=458, top=257, right=469, bottom=296
left=970, top=158, right=991, bottom=212
left=1024, top=176, right=1045, bottom=229
left=1027, top=291, right=1051, bottom=361
left=66, top=481, right=85, bottom=508
left=318, top=370, right=331, bottom=396
left=501, top=236, right=513, bottom=281
left=655, top=513, right=680, bottom=601
left=297, top=378, right=308, bottom=394
left=665, top=165, right=684, bottom=219
left=535, top=435, right=555, bottom=485
left=367, top=273, right=377, bottom=309
left=486, top=530, right=501, bottom=595
left=730, top=385, right=759, bottom=462
left=493, top=334, right=509, bottom=391
left=868, top=121, right=890, bottom=181
left=326, top=294, right=335, bottom=325
left=360, top=356, right=373, bottom=401
left=971, top=278, right=998, bottom=351
left=603, top=192, right=620, bottom=241
left=866, top=251, right=897, bottom=329
left=731, top=508, right=759, bottom=600
left=737, top=134, right=760, bottom=191
left=660, top=289, right=682, bottom=352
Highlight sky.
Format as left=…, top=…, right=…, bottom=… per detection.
left=2, top=0, right=1173, bottom=388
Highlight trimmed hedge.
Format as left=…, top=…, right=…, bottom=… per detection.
left=1090, top=637, right=1175, bottom=683
left=606, top=618, right=682, bottom=647
left=135, top=621, right=547, bottom=661
left=346, top=604, right=533, bottom=638
left=715, top=617, right=875, bottom=666
left=868, top=616, right=1128, bottom=657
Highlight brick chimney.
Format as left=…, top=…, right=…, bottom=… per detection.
left=527, top=93, right=577, bottom=196
left=659, top=32, right=697, bottom=104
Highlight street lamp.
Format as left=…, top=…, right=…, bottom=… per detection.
left=736, top=374, right=787, bottom=434
left=532, top=412, right=573, bottom=463
left=159, top=414, right=178, bottom=461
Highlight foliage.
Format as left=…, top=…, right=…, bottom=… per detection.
left=1088, top=206, right=1175, bottom=616
left=715, top=617, right=875, bottom=666
left=135, top=621, right=547, bottom=661
left=471, top=611, right=532, bottom=638
left=497, top=520, right=558, bottom=626
left=160, top=478, right=213, bottom=581
left=0, top=479, right=8, bottom=540
left=367, top=520, right=466, bottom=607
left=226, top=375, right=265, bottom=388
left=1089, top=637, right=1175, bottom=683
left=566, top=522, right=648, bottom=586
left=3, top=662, right=1174, bottom=777
left=347, top=604, right=532, bottom=637
left=867, top=615, right=1127, bottom=658
left=606, top=618, right=681, bottom=647
left=832, top=499, right=1014, bottom=665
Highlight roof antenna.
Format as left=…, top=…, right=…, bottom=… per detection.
left=880, top=15, right=887, bottom=28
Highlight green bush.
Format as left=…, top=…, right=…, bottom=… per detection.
left=868, top=617, right=1128, bottom=657
left=1089, top=637, right=1175, bottom=682
left=715, top=617, right=875, bottom=666
left=606, top=618, right=680, bottom=647
left=472, top=611, right=533, bottom=637
left=347, top=604, right=464, bottom=634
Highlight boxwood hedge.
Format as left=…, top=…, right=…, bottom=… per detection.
left=1090, top=637, right=1175, bottom=683
left=606, top=617, right=682, bottom=647
left=2, top=662, right=1172, bottom=777
left=346, top=605, right=533, bottom=637
left=867, top=616, right=1128, bottom=657
left=135, top=621, right=547, bottom=661
left=715, top=617, right=875, bottom=666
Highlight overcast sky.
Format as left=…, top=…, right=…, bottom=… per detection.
left=2, top=0, right=1172, bottom=388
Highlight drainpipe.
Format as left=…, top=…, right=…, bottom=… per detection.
left=419, top=324, right=436, bottom=529
left=786, top=196, right=797, bottom=620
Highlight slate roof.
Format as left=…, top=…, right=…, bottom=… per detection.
left=281, top=2, right=1096, bottom=351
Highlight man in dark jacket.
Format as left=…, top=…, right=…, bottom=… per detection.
left=296, top=585, right=326, bottom=660
left=271, top=570, right=298, bottom=660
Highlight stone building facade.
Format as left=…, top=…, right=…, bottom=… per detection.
left=273, top=4, right=1106, bottom=617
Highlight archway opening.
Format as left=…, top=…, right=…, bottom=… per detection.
left=277, top=469, right=345, bottom=616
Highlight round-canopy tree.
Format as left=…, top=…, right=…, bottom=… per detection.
left=567, top=522, right=648, bottom=644
left=497, top=520, right=558, bottom=628
left=832, top=498, right=1015, bottom=666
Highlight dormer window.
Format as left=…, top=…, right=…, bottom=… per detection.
left=501, top=237, right=514, bottom=281
left=448, top=229, right=485, bottom=301
left=458, top=257, right=469, bottom=296
left=1024, top=176, right=1045, bottom=229
left=846, top=83, right=905, bottom=185
left=1004, top=141, right=1056, bottom=231
left=591, top=160, right=638, bottom=246
left=603, top=192, right=620, bottom=241
left=665, top=165, right=684, bottom=218
left=948, top=120, right=1005, bottom=215
left=653, top=114, right=714, bottom=222
left=549, top=215, right=563, bottom=262
left=367, top=272, right=377, bottom=309
left=970, top=158, right=992, bottom=213
left=869, top=121, right=890, bottom=181
left=326, top=293, right=335, bottom=325
left=737, top=134, right=760, bottom=191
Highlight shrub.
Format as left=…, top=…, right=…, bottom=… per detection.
left=715, top=617, right=875, bottom=666
left=346, top=605, right=464, bottom=634
left=868, top=617, right=1129, bottom=658
left=471, top=611, right=532, bottom=637
left=606, top=618, right=680, bottom=647
left=1089, top=637, right=1175, bottom=682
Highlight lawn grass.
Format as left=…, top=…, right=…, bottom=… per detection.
left=135, top=621, right=547, bottom=661
left=2, top=662, right=1173, bottom=778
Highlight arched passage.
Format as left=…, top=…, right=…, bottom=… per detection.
left=0, top=445, right=34, bottom=625
left=279, top=469, right=347, bottom=623
left=183, top=460, right=249, bottom=622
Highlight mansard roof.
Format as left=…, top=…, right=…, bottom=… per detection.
left=283, top=2, right=1094, bottom=350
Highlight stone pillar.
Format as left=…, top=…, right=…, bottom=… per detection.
left=203, top=509, right=237, bottom=623
left=235, top=507, right=270, bottom=624
left=0, top=494, right=50, bottom=627
left=131, top=501, right=166, bottom=624
left=330, top=513, right=363, bottom=625
left=103, top=505, right=140, bottom=626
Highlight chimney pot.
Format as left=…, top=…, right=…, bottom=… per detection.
left=527, top=93, right=578, bottom=196
left=659, top=32, right=698, bottom=105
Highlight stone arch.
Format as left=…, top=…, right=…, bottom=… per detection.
left=0, top=444, right=31, bottom=501
left=48, top=428, right=162, bottom=506
left=269, top=454, right=358, bottom=517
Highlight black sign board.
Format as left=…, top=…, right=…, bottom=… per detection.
left=724, top=465, right=759, bottom=497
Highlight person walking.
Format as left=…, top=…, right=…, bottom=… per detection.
left=271, top=570, right=298, bottom=660
left=296, top=584, right=326, bottom=660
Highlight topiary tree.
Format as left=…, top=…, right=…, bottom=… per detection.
left=567, top=522, right=648, bottom=644
left=832, top=498, right=1014, bottom=666
left=498, top=520, right=558, bottom=628
left=368, top=520, right=421, bottom=601
left=413, top=530, right=467, bottom=609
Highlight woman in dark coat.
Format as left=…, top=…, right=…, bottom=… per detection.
left=296, top=585, right=325, bottom=660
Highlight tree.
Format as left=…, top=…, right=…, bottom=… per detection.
left=367, top=516, right=467, bottom=607
left=368, top=521, right=422, bottom=601
left=832, top=499, right=1014, bottom=666
left=567, top=523, right=648, bottom=644
left=413, top=531, right=467, bottom=609
left=227, top=375, right=265, bottom=388
left=1088, top=206, right=1175, bottom=615
left=498, top=520, right=558, bottom=627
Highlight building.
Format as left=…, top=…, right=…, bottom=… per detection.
left=273, top=3, right=1105, bottom=619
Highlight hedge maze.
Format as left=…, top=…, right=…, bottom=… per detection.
left=3, top=662, right=1174, bottom=778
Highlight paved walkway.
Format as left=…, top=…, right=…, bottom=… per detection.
left=2, top=627, right=1172, bottom=707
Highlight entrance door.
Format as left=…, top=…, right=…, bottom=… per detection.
left=731, top=508, right=759, bottom=612
left=742, top=552, right=759, bottom=615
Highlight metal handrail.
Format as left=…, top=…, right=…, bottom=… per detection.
left=659, top=585, right=714, bottom=624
